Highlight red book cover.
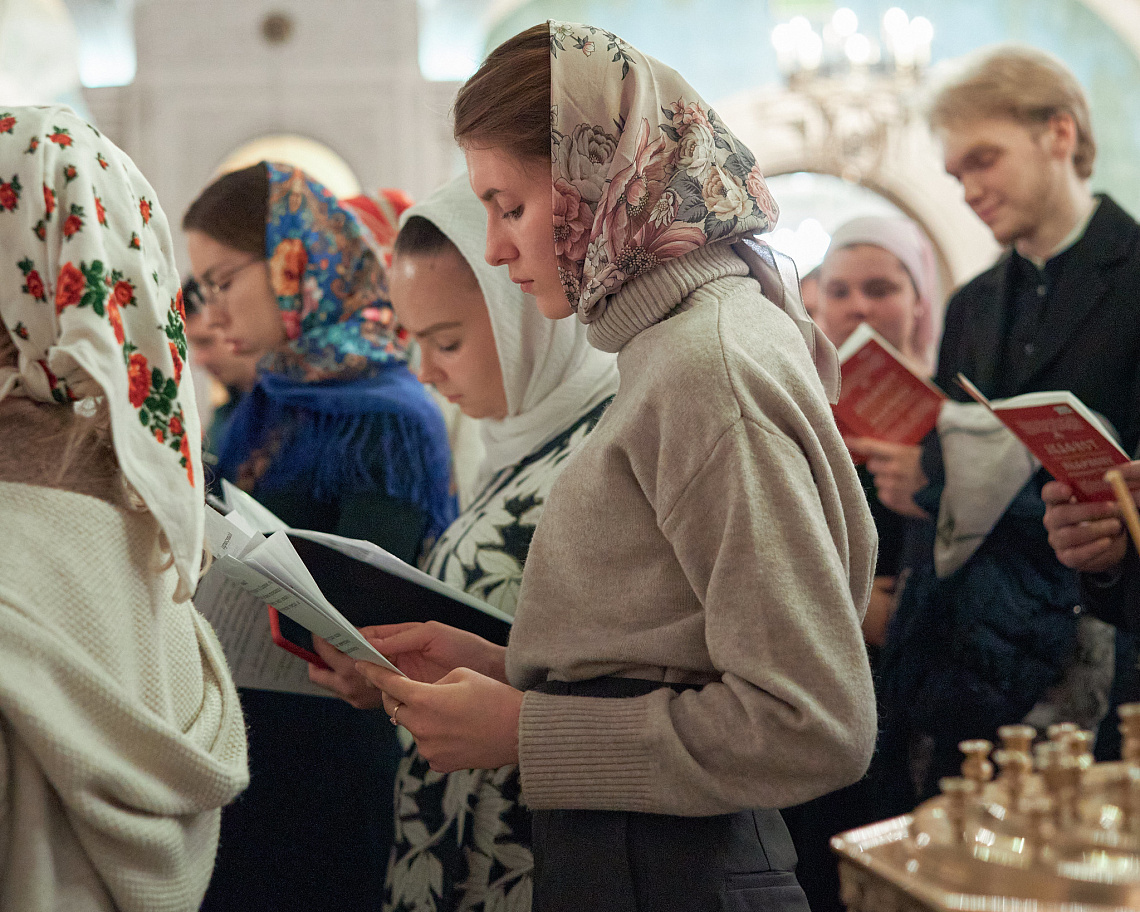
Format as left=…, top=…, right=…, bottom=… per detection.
left=833, top=323, right=946, bottom=445
left=268, top=606, right=329, bottom=670
left=957, top=374, right=1130, bottom=501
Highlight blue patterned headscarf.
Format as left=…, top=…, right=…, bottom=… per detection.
left=215, top=164, right=455, bottom=543
left=260, top=163, right=406, bottom=381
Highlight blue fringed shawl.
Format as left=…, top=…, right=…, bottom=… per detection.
left=216, top=368, right=456, bottom=544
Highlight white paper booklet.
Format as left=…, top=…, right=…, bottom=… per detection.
left=193, top=569, right=331, bottom=697
left=193, top=498, right=513, bottom=696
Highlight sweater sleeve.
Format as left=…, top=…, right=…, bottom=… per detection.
left=517, top=417, right=877, bottom=815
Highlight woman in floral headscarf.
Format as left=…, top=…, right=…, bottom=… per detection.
left=353, top=22, right=878, bottom=912
left=183, top=163, right=454, bottom=912
left=0, top=104, right=248, bottom=912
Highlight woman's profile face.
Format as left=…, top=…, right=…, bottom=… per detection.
left=388, top=247, right=508, bottom=421
left=820, top=244, right=920, bottom=358
left=465, top=146, right=569, bottom=320
left=186, top=230, right=287, bottom=361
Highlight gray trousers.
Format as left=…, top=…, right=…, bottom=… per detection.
left=530, top=678, right=811, bottom=912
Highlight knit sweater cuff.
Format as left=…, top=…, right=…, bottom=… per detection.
left=517, top=691, right=657, bottom=811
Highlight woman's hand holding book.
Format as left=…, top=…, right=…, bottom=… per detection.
left=356, top=658, right=523, bottom=773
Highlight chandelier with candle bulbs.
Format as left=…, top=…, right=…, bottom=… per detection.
left=770, top=7, right=934, bottom=182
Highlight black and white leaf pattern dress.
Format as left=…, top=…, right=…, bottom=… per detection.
left=384, top=398, right=610, bottom=912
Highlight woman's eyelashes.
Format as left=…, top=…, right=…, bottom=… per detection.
left=501, top=204, right=524, bottom=220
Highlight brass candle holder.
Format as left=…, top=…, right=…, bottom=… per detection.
left=833, top=705, right=1140, bottom=911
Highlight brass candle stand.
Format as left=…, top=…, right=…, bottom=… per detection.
left=832, top=706, right=1140, bottom=911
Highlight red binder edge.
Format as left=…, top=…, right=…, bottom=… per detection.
left=267, top=606, right=331, bottom=670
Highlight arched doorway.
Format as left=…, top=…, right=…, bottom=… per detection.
left=215, top=133, right=362, bottom=198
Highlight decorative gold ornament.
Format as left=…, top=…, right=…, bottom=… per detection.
left=833, top=704, right=1140, bottom=911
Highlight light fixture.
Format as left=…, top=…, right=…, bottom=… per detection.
left=769, top=7, right=936, bottom=182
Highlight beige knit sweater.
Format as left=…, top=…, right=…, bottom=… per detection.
left=507, top=242, right=878, bottom=816
left=0, top=481, right=249, bottom=912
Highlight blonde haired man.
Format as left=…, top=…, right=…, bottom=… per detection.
left=867, top=45, right=1140, bottom=812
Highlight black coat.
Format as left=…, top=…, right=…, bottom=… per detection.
left=935, top=195, right=1140, bottom=454
left=1083, top=548, right=1140, bottom=635
left=875, top=195, right=1140, bottom=811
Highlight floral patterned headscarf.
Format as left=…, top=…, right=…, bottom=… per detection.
left=0, top=105, right=203, bottom=595
left=343, top=187, right=415, bottom=267
left=261, top=163, right=407, bottom=383
left=550, top=21, right=780, bottom=319
left=548, top=21, right=840, bottom=400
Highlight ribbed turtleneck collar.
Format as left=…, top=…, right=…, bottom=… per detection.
left=585, top=242, right=751, bottom=353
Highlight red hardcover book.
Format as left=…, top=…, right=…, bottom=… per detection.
left=833, top=323, right=946, bottom=446
left=957, top=374, right=1130, bottom=502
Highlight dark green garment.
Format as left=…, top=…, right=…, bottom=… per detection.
left=202, top=485, right=429, bottom=912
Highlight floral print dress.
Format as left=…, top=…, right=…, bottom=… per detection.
left=384, top=398, right=610, bottom=912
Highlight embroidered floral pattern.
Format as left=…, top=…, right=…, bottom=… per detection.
left=54, top=261, right=87, bottom=313
left=0, top=113, right=15, bottom=134
left=62, top=203, right=84, bottom=239
left=39, top=358, right=73, bottom=404
left=17, top=257, right=46, bottom=302
left=549, top=21, right=779, bottom=319
left=0, top=175, right=20, bottom=211
left=48, top=126, right=73, bottom=147
left=123, top=341, right=193, bottom=483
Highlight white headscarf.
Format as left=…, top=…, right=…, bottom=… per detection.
left=0, top=105, right=203, bottom=596
left=400, top=175, right=619, bottom=490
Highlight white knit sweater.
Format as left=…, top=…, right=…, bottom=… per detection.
left=0, top=481, right=249, bottom=912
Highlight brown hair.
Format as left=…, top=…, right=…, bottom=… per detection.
left=394, top=215, right=461, bottom=259
left=930, top=45, right=1096, bottom=180
left=0, top=321, right=120, bottom=500
left=182, top=162, right=269, bottom=255
left=392, top=217, right=480, bottom=293
left=453, top=23, right=550, bottom=160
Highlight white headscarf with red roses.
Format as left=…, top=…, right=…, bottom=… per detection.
left=0, top=105, right=204, bottom=597
left=549, top=21, right=840, bottom=400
